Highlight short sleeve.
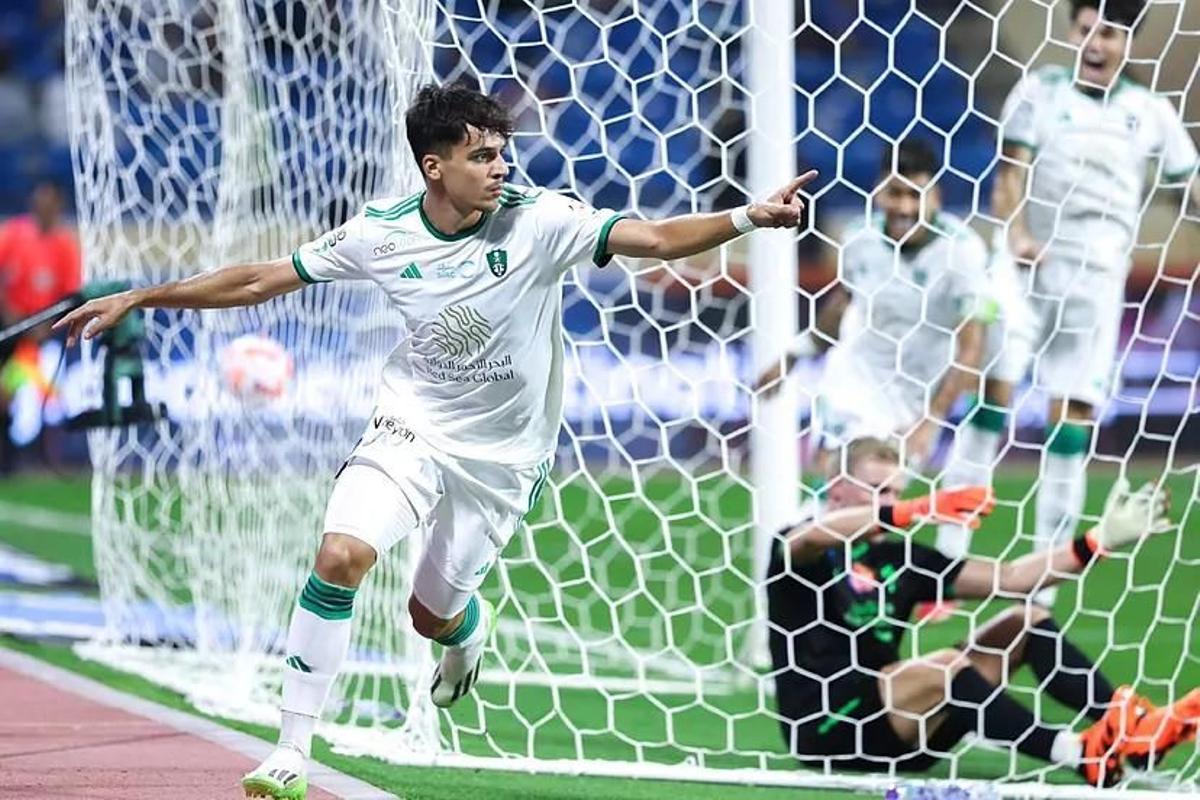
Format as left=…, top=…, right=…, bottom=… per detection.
left=999, top=73, right=1042, bottom=153
left=1156, top=97, right=1198, bottom=183
left=532, top=191, right=626, bottom=270
left=291, top=212, right=371, bottom=284
left=945, top=232, right=990, bottom=321
left=904, top=543, right=966, bottom=601
left=837, top=228, right=870, bottom=293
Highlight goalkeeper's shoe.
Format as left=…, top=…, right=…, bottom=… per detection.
left=242, top=744, right=308, bottom=799
left=1078, top=685, right=1140, bottom=787
left=431, top=598, right=495, bottom=708
left=1125, top=688, right=1200, bottom=770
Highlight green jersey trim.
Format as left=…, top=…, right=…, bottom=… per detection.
left=1002, top=138, right=1037, bottom=155
left=418, top=191, right=491, bottom=241
left=592, top=213, right=627, bottom=267
left=366, top=196, right=421, bottom=221
left=366, top=191, right=422, bottom=218
left=1163, top=164, right=1197, bottom=183
left=499, top=184, right=542, bottom=207
left=291, top=250, right=330, bottom=285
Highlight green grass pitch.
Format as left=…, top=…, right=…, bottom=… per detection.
left=0, top=464, right=1197, bottom=798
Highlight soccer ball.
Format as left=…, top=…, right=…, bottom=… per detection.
left=218, top=334, right=294, bottom=402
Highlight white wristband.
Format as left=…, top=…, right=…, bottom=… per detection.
left=730, top=205, right=756, bottom=235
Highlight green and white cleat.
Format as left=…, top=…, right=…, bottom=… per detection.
left=242, top=744, right=308, bottom=799
left=431, top=598, right=495, bottom=708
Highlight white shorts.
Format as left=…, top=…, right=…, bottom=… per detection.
left=981, top=243, right=1037, bottom=385
left=812, top=349, right=924, bottom=452
left=322, top=411, right=551, bottom=617
left=983, top=252, right=1123, bottom=408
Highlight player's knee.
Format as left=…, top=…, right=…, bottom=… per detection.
left=407, top=594, right=451, bottom=640
left=314, top=532, right=376, bottom=588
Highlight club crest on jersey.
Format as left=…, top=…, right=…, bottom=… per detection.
left=486, top=249, right=508, bottom=277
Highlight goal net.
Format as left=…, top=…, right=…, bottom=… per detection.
left=67, top=0, right=1199, bottom=794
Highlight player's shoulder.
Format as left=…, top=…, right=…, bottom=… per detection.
left=1007, top=64, right=1068, bottom=103
left=361, top=191, right=424, bottom=223
left=1114, top=75, right=1157, bottom=103
left=498, top=183, right=596, bottom=218
left=1028, top=64, right=1072, bottom=90
left=495, top=183, right=548, bottom=210
left=1115, top=79, right=1176, bottom=120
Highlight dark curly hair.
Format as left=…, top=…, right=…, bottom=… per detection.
left=881, top=137, right=940, bottom=179
left=405, top=82, right=514, bottom=167
left=1069, top=0, right=1145, bottom=28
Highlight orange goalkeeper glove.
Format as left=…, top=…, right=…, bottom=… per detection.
left=882, top=486, right=995, bottom=530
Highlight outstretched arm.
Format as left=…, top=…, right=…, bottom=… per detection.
left=992, top=143, right=1041, bottom=265
left=606, top=171, right=818, bottom=262
left=953, top=480, right=1172, bottom=599
left=906, top=318, right=984, bottom=461
left=787, top=486, right=994, bottom=564
left=54, top=257, right=304, bottom=346
left=755, top=287, right=849, bottom=397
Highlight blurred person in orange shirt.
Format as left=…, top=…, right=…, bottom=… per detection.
left=0, top=181, right=80, bottom=473
left=0, top=181, right=81, bottom=324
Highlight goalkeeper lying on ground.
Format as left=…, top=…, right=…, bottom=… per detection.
left=766, top=437, right=1197, bottom=786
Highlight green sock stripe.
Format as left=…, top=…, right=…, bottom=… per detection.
left=306, top=573, right=357, bottom=601
left=1046, top=422, right=1091, bottom=456
left=970, top=405, right=1008, bottom=433
left=437, top=595, right=480, bottom=647
left=298, top=573, right=356, bottom=620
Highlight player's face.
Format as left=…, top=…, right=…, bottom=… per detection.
left=427, top=126, right=510, bottom=212
left=876, top=172, right=939, bottom=245
left=826, top=457, right=905, bottom=521
left=1069, top=8, right=1129, bottom=90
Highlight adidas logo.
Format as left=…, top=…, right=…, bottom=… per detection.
left=400, top=262, right=423, bottom=279
left=286, top=655, right=313, bottom=673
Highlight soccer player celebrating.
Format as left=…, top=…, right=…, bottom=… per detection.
left=935, top=0, right=1199, bottom=600
left=55, top=83, right=818, bottom=800
left=766, top=437, right=1196, bottom=787
left=755, top=138, right=988, bottom=474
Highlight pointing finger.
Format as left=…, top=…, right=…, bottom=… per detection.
left=781, top=170, right=820, bottom=200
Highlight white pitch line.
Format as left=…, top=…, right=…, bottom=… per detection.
left=0, top=646, right=397, bottom=800
left=0, top=499, right=91, bottom=536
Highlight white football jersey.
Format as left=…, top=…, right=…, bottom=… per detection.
left=293, top=185, right=624, bottom=466
left=1000, top=65, right=1198, bottom=277
left=829, top=212, right=988, bottom=391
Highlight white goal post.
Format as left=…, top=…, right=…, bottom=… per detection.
left=64, top=0, right=1199, bottom=796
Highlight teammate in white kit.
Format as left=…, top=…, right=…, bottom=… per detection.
left=935, top=0, right=1199, bottom=600
left=758, top=138, right=988, bottom=475
left=56, top=83, right=818, bottom=800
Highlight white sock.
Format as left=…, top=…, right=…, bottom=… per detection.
left=1033, top=423, right=1090, bottom=608
left=279, top=713, right=315, bottom=758
left=1051, top=730, right=1084, bottom=766
left=937, top=410, right=1006, bottom=559
left=279, top=572, right=357, bottom=756
left=435, top=593, right=490, bottom=650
